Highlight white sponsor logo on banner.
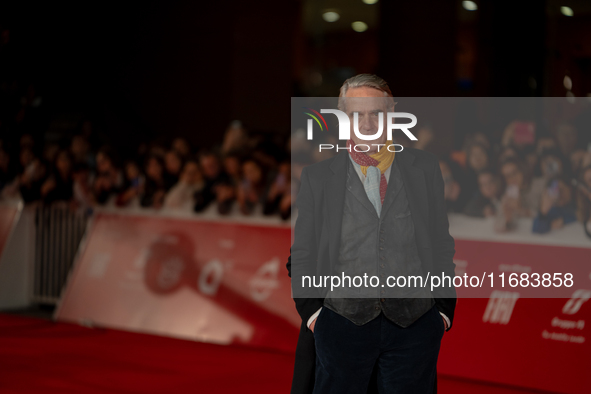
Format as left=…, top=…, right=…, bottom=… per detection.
left=250, top=258, right=280, bottom=302
left=562, top=289, right=591, bottom=315
left=483, top=290, right=519, bottom=324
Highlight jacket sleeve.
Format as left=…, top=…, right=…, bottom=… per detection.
left=287, top=166, right=325, bottom=328
left=431, top=158, right=457, bottom=330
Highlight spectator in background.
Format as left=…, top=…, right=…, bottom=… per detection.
left=116, top=160, right=144, bottom=208
left=164, top=150, right=183, bottom=189
left=498, top=146, right=518, bottom=164
left=223, top=153, right=242, bottom=185
left=570, top=149, right=591, bottom=175
left=532, top=177, right=576, bottom=234
left=251, top=146, right=278, bottom=174
left=469, top=132, right=491, bottom=151
left=194, top=151, right=228, bottom=212
left=464, top=142, right=490, bottom=198
left=41, top=149, right=74, bottom=203
left=539, top=149, right=566, bottom=179
left=72, top=162, right=94, bottom=209
left=439, top=159, right=466, bottom=213
left=575, top=165, right=591, bottom=238
left=70, top=134, right=94, bottom=169
left=212, top=153, right=242, bottom=215
left=214, top=180, right=236, bottom=215
left=264, top=161, right=291, bottom=219
left=171, top=137, right=191, bottom=159
left=536, top=135, right=558, bottom=160
left=42, top=142, right=60, bottom=167
left=496, top=159, right=537, bottom=232
left=164, top=159, right=204, bottom=211
left=93, top=148, right=123, bottom=205
left=463, top=170, right=502, bottom=218
left=146, top=142, right=167, bottom=159
left=521, top=145, right=538, bottom=179
left=221, top=120, right=247, bottom=156
left=237, top=159, right=267, bottom=215
left=530, top=149, right=567, bottom=206
left=555, top=124, right=577, bottom=158
left=17, top=146, right=46, bottom=202
left=140, top=155, right=167, bottom=209
left=19, top=134, right=35, bottom=151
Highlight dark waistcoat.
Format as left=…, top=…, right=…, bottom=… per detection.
left=323, top=156, right=434, bottom=326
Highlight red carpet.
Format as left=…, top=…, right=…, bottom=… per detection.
left=0, top=314, right=556, bottom=394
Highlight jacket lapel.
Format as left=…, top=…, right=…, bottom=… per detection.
left=380, top=159, right=403, bottom=218
left=326, top=151, right=348, bottom=269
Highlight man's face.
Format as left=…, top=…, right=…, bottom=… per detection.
left=345, top=87, right=390, bottom=154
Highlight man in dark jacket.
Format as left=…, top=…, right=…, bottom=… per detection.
left=287, top=74, right=456, bottom=394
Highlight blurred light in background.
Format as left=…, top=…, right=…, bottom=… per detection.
left=351, top=21, right=368, bottom=32
left=462, top=1, right=478, bottom=11
left=560, top=6, right=574, bottom=16
left=528, top=77, right=537, bottom=90
left=362, top=0, right=379, bottom=5
left=564, top=75, right=573, bottom=90
left=310, top=71, right=323, bottom=86
left=322, top=11, right=340, bottom=22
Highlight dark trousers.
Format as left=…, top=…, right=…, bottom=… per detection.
left=313, top=305, right=444, bottom=394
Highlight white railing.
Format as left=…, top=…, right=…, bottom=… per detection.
left=32, top=203, right=89, bottom=304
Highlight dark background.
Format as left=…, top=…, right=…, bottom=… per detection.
left=1, top=0, right=590, bottom=152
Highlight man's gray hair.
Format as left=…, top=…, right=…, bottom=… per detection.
left=339, top=74, right=393, bottom=98
left=338, top=74, right=395, bottom=111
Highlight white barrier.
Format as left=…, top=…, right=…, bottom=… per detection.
left=31, top=203, right=89, bottom=304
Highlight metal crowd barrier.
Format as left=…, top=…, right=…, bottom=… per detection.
left=32, top=203, right=89, bottom=304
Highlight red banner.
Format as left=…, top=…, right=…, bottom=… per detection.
left=439, top=239, right=590, bottom=394
left=55, top=211, right=299, bottom=353
left=56, top=211, right=590, bottom=393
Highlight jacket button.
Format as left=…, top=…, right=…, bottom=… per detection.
left=380, top=256, right=385, bottom=260
left=381, top=264, right=385, bottom=268
left=381, top=298, right=385, bottom=302
left=375, top=306, right=380, bottom=310
left=379, top=247, right=384, bottom=250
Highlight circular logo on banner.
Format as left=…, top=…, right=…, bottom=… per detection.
left=197, top=259, right=224, bottom=295
left=144, top=232, right=196, bottom=295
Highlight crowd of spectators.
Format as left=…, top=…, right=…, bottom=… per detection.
left=0, top=118, right=293, bottom=220
left=2, top=95, right=591, bottom=237
left=2, top=37, right=591, bottom=235
left=430, top=121, right=591, bottom=238
left=1, top=25, right=297, bottom=221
